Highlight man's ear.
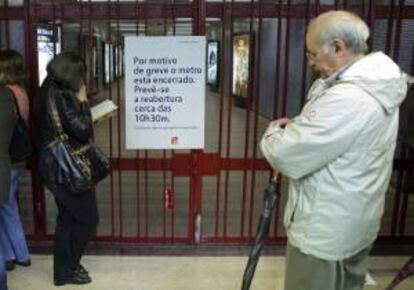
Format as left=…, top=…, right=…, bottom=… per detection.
left=331, top=38, right=346, bottom=54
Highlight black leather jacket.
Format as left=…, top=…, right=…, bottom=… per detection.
left=37, top=79, right=92, bottom=186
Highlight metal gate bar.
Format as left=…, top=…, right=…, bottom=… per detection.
left=247, top=2, right=256, bottom=238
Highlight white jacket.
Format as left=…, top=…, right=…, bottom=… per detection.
left=260, top=52, right=408, bottom=260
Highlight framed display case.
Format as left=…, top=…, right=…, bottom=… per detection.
left=103, top=42, right=113, bottom=84
left=37, top=24, right=61, bottom=86
left=232, top=33, right=253, bottom=108
left=114, top=45, right=119, bottom=78
left=120, top=44, right=124, bottom=77
left=113, top=44, right=124, bottom=78
left=207, top=40, right=219, bottom=90
left=80, top=35, right=99, bottom=94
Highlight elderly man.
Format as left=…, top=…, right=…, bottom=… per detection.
left=260, top=11, right=408, bottom=290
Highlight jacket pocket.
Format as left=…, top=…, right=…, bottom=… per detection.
left=287, top=178, right=317, bottom=231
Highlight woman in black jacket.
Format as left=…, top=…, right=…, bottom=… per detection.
left=37, top=52, right=98, bottom=286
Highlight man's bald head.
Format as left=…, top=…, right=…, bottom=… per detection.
left=307, top=10, right=370, bottom=54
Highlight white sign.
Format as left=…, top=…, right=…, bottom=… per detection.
left=124, top=36, right=206, bottom=149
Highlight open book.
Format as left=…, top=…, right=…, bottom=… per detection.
left=90, top=99, right=118, bottom=122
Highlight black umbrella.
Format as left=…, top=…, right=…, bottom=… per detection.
left=386, top=256, right=414, bottom=290
left=241, top=177, right=280, bottom=290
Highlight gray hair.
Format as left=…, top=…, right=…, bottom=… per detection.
left=316, top=12, right=370, bottom=54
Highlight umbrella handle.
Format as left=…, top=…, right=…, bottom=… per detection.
left=263, top=177, right=280, bottom=218
left=272, top=171, right=279, bottom=182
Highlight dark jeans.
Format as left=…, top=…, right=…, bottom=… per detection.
left=49, top=185, right=99, bottom=281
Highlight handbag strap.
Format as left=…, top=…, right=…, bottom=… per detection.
left=46, top=93, right=67, bottom=141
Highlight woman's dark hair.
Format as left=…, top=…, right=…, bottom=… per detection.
left=46, top=51, right=86, bottom=91
left=0, top=49, right=27, bottom=86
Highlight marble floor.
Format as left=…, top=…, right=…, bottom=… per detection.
left=6, top=255, right=414, bottom=290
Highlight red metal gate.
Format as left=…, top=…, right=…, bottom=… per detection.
left=1, top=0, right=413, bottom=247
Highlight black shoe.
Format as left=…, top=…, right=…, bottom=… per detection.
left=74, top=264, right=90, bottom=279
left=54, top=271, right=92, bottom=286
left=75, top=264, right=89, bottom=275
left=15, top=259, right=31, bottom=267
left=5, top=260, right=15, bottom=271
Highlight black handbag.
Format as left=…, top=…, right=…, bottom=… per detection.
left=43, top=94, right=110, bottom=195
left=9, top=89, right=32, bottom=163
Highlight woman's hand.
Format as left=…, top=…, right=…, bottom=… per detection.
left=76, top=84, right=87, bottom=103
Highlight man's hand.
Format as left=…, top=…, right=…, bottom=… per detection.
left=272, top=171, right=279, bottom=182
left=277, top=117, right=293, bottom=128
left=267, top=117, right=293, bottom=130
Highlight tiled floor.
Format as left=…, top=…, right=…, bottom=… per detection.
left=7, top=254, right=414, bottom=290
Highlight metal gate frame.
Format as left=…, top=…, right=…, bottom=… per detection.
left=1, top=0, right=413, bottom=246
